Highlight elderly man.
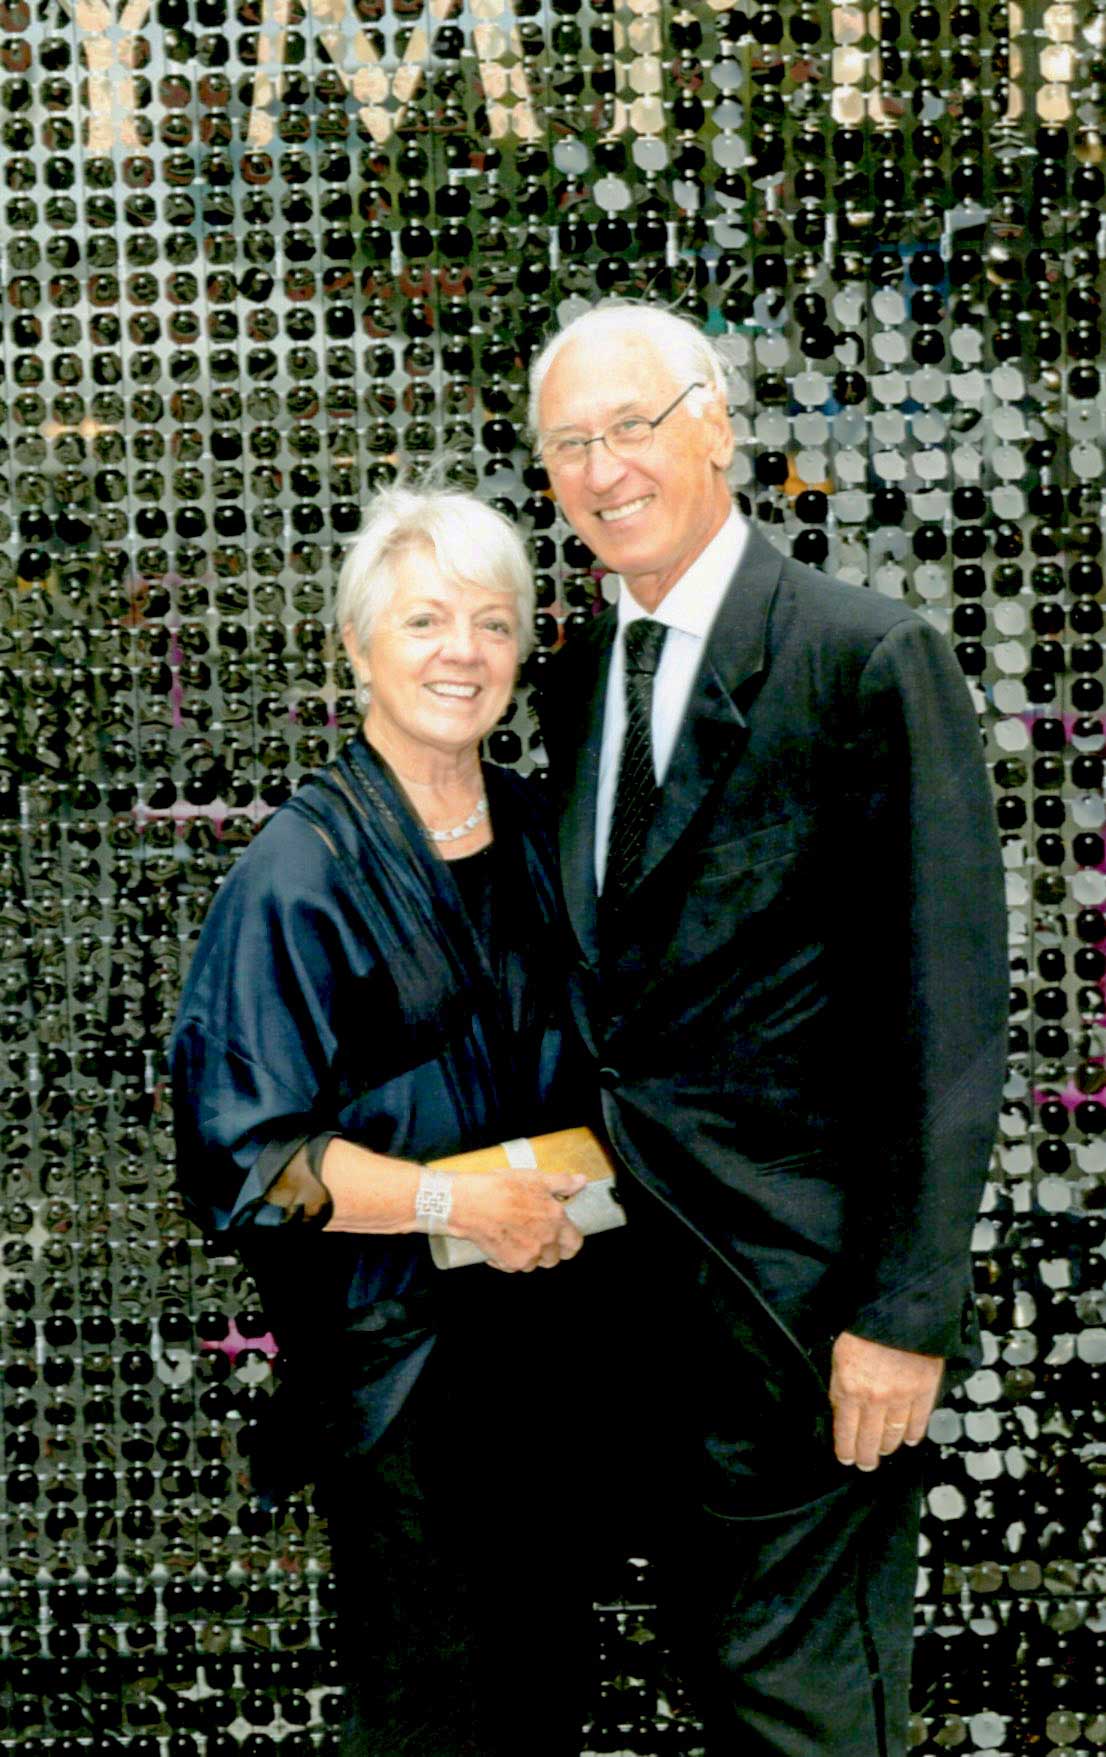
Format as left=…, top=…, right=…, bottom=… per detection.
left=530, top=301, right=1007, bottom=1756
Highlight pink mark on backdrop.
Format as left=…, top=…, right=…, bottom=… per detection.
left=1019, top=711, right=1105, bottom=742
left=200, top=1318, right=280, bottom=1366
left=1033, top=1080, right=1106, bottom=1113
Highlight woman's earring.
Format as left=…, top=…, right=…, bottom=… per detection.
left=355, top=678, right=371, bottom=711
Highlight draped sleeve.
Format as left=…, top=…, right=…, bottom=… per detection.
left=170, top=808, right=370, bottom=1232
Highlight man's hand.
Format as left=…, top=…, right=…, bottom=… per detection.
left=450, top=1169, right=587, bottom=1272
left=829, top=1331, right=944, bottom=1471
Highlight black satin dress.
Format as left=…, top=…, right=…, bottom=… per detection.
left=170, top=735, right=625, bottom=1755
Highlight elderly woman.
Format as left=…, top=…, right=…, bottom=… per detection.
left=170, top=484, right=620, bottom=1757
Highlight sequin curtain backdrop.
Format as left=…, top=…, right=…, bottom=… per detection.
left=1, top=0, right=1104, bottom=1751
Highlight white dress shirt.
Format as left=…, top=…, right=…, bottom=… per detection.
left=595, top=508, right=749, bottom=890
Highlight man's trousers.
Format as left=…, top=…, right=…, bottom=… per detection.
left=614, top=1196, right=926, bottom=1757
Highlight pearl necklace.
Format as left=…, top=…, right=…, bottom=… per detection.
left=423, top=796, right=489, bottom=844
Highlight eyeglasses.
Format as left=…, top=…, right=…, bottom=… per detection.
left=537, top=382, right=705, bottom=474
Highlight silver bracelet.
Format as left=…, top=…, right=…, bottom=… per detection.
left=415, top=1168, right=454, bottom=1234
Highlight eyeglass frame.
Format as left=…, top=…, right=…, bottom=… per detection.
left=535, top=381, right=707, bottom=473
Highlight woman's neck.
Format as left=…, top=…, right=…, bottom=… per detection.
left=361, top=720, right=491, bottom=857
left=362, top=719, right=482, bottom=796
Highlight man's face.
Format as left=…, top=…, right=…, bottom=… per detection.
left=536, top=332, right=735, bottom=611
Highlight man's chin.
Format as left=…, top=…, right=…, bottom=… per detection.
left=596, top=548, right=660, bottom=588
left=588, top=529, right=652, bottom=578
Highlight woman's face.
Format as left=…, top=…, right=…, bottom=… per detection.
left=351, top=545, right=520, bottom=767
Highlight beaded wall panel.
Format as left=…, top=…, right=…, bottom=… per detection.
left=1, top=0, right=1105, bottom=1751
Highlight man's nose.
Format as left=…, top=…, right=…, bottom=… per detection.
left=583, top=437, right=627, bottom=491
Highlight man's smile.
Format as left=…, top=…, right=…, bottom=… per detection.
left=597, top=494, right=654, bottom=524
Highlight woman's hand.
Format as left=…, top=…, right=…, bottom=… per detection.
left=314, top=1139, right=587, bottom=1269
left=449, top=1169, right=588, bottom=1271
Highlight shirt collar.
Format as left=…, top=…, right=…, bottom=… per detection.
left=615, top=507, right=748, bottom=638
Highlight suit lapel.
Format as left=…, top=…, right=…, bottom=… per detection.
left=637, top=522, right=784, bottom=888
left=557, top=618, right=614, bottom=967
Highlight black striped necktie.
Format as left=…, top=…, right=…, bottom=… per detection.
left=603, top=618, right=667, bottom=905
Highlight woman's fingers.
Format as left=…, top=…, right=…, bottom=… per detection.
left=541, top=1170, right=589, bottom=1201
left=452, top=1170, right=586, bottom=1270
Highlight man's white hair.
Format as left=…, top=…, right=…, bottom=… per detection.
left=527, top=299, right=729, bottom=436
left=336, top=481, right=536, bottom=660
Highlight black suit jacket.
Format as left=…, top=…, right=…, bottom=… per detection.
left=541, top=522, right=1008, bottom=1380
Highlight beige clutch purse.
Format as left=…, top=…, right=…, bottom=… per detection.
left=426, top=1126, right=627, bottom=1269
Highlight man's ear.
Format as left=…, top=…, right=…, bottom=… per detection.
left=701, top=387, right=736, bottom=471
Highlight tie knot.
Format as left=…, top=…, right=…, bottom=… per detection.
left=624, top=618, right=666, bottom=676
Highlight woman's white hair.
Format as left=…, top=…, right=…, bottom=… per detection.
left=336, top=479, right=536, bottom=660
left=528, top=298, right=729, bottom=436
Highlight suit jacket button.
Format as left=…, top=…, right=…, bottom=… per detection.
left=599, top=1065, right=620, bottom=1088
